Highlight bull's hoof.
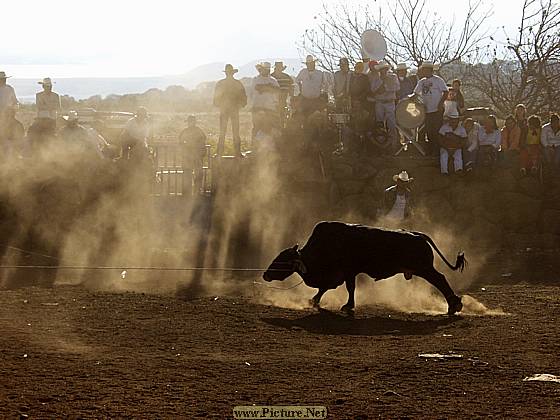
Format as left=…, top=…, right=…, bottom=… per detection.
left=447, top=295, right=463, bottom=315
left=340, top=304, right=355, bottom=316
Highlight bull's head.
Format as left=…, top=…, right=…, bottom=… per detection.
left=263, top=244, right=307, bottom=282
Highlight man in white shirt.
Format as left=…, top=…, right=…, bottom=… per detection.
left=414, top=62, right=448, bottom=155
left=383, top=171, right=414, bottom=222
left=252, top=62, right=280, bottom=144
left=371, top=62, right=400, bottom=151
left=541, top=113, right=560, bottom=170
left=36, top=77, right=61, bottom=125
left=438, top=112, right=467, bottom=175
left=296, top=55, right=327, bottom=118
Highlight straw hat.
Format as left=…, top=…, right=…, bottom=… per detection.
left=393, top=171, right=414, bottom=182
left=374, top=61, right=390, bottom=71
left=419, top=61, right=434, bottom=69
left=274, top=61, right=287, bottom=70
left=38, top=77, right=53, bottom=86
left=0, top=71, right=11, bottom=79
left=395, top=63, right=409, bottom=71
left=223, top=64, right=238, bottom=74
left=256, top=61, right=272, bottom=70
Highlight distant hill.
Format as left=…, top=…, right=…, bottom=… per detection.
left=9, top=58, right=303, bottom=103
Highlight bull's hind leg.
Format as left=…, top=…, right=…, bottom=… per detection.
left=340, top=277, right=356, bottom=315
left=310, top=288, right=327, bottom=309
left=417, top=267, right=463, bottom=315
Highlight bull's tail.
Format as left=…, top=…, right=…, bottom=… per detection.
left=412, top=232, right=467, bottom=272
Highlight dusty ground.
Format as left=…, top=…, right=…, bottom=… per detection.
left=1, top=282, right=559, bottom=419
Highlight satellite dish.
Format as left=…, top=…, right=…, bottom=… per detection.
left=360, top=29, right=387, bottom=61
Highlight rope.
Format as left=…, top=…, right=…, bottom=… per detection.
left=252, top=280, right=304, bottom=290
left=0, top=265, right=268, bottom=272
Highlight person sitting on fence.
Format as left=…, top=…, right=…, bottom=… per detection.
left=477, top=115, right=501, bottom=168
left=60, top=110, right=109, bottom=160
left=395, top=63, right=417, bottom=100
left=295, top=55, right=327, bottom=119
left=519, top=115, right=542, bottom=176
left=452, top=79, right=465, bottom=114
left=348, top=62, right=370, bottom=135
left=333, top=57, right=351, bottom=113
left=438, top=112, right=467, bottom=175
left=541, top=113, right=560, bottom=172
left=500, top=115, right=521, bottom=166
left=271, top=61, right=294, bottom=125
left=462, top=118, right=479, bottom=172
left=443, top=87, right=460, bottom=118
left=383, top=170, right=414, bottom=222
left=179, top=115, right=207, bottom=190
left=252, top=62, right=280, bottom=145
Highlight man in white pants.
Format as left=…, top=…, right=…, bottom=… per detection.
left=438, top=112, right=466, bottom=175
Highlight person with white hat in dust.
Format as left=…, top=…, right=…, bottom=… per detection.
left=371, top=61, right=400, bottom=151
left=438, top=111, right=467, bottom=175
left=252, top=62, right=280, bottom=150
left=295, top=55, right=327, bottom=118
left=383, top=170, right=415, bottom=221
left=36, top=77, right=61, bottom=131
left=395, top=63, right=417, bottom=100
left=413, top=62, right=448, bottom=155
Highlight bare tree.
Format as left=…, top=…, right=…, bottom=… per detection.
left=466, top=0, right=560, bottom=115
left=300, top=0, right=491, bottom=72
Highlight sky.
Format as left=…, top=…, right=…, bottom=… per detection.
left=1, top=0, right=522, bottom=79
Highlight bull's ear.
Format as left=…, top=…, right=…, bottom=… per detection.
left=292, top=244, right=299, bottom=251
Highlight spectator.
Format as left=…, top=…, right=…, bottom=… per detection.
left=515, top=103, right=528, bottom=148
left=214, top=64, right=247, bottom=157
left=541, top=113, right=560, bottom=171
left=477, top=115, right=501, bottom=167
left=271, top=61, right=294, bottom=124
left=120, top=107, right=152, bottom=160
left=438, top=112, right=467, bottom=175
left=348, top=62, right=370, bottom=134
left=414, top=62, right=448, bottom=155
left=333, top=57, right=351, bottom=112
left=371, top=62, right=400, bottom=151
left=395, top=63, right=417, bottom=100
left=252, top=62, right=280, bottom=145
left=451, top=79, right=465, bottom=113
left=0, top=71, right=18, bottom=116
left=383, top=171, right=414, bottom=221
left=520, top=115, right=542, bottom=175
left=463, top=118, right=479, bottom=172
left=500, top=115, right=521, bottom=166
left=296, top=55, right=327, bottom=118
left=179, top=115, right=207, bottom=190
left=443, top=87, right=460, bottom=118
left=35, top=77, right=61, bottom=133
left=61, top=111, right=109, bottom=160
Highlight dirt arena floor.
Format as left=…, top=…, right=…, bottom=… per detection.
left=1, top=281, right=559, bottom=419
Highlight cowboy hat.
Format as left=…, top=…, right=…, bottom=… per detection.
left=223, top=64, right=238, bottom=74
left=419, top=61, right=434, bottom=69
left=374, top=61, right=390, bottom=71
left=393, top=171, right=414, bottom=182
left=395, top=63, right=409, bottom=71
left=255, top=61, right=272, bottom=70
left=274, top=61, right=287, bottom=70
left=0, top=71, right=11, bottom=79
left=303, top=55, right=317, bottom=64
left=38, top=77, right=54, bottom=85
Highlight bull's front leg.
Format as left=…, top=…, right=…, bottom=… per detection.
left=310, top=288, right=327, bottom=309
left=341, top=277, right=356, bottom=315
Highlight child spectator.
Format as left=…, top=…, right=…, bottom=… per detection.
left=438, top=113, right=467, bottom=175
left=452, top=79, right=465, bottom=114
left=477, top=115, right=501, bottom=167
left=443, top=87, right=460, bottom=118
left=501, top=115, right=521, bottom=166
left=463, top=118, right=479, bottom=172
left=520, top=115, right=542, bottom=175
left=541, top=113, right=560, bottom=172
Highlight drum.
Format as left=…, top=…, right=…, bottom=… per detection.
left=396, top=96, right=426, bottom=130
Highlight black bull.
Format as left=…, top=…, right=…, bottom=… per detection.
left=263, top=222, right=465, bottom=315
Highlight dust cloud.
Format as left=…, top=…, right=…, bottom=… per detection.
left=0, top=125, right=503, bottom=317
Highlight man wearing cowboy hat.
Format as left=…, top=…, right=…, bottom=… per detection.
left=271, top=61, right=294, bottom=123
left=0, top=72, right=18, bottom=114
left=413, top=62, right=448, bottom=155
left=371, top=61, right=400, bottom=151
left=395, top=63, right=417, bottom=100
left=36, top=77, right=61, bottom=130
left=120, top=106, right=152, bottom=160
left=252, top=62, right=280, bottom=147
left=214, top=64, right=247, bottom=157
left=383, top=170, right=415, bottom=221
left=296, top=55, right=327, bottom=118
left=333, top=57, right=351, bottom=112
left=438, top=111, right=467, bottom=175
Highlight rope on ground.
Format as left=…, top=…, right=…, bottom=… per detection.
left=252, top=280, right=304, bottom=290
left=0, top=265, right=270, bottom=272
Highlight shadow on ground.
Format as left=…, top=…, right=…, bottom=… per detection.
left=262, top=308, right=463, bottom=337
